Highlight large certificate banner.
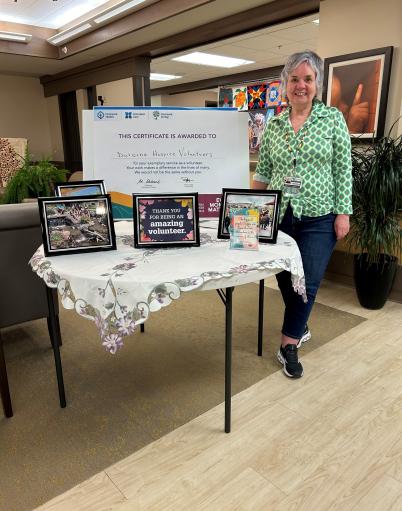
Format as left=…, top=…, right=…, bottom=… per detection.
left=91, top=107, right=249, bottom=218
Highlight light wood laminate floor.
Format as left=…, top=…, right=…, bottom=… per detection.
left=36, top=280, right=402, bottom=511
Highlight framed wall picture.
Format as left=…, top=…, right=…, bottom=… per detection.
left=38, top=195, right=116, bottom=256
left=322, top=46, right=393, bottom=139
left=133, top=193, right=200, bottom=248
left=54, top=180, right=106, bottom=197
left=218, top=188, right=281, bottom=243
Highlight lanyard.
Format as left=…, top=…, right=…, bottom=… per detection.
left=285, top=125, right=308, bottom=172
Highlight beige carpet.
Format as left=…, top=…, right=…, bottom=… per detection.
left=0, top=284, right=365, bottom=511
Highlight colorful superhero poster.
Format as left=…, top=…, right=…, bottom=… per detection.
left=248, top=109, right=267, bottom=153
left=247, top=84, right=267, bottom=109
left=233, top=87, right=248, bottom=111
left=218, top=88, right=233, bottom=108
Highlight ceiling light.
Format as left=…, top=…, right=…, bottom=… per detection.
left=172, top=52, right=254, bottom=68
left=0, top=30, right=32, bottom=43
left=150, top=73, right=182, bottom=81
left=93, top=0, right=146, bottom=24
left=312, top=19, right=319, bottom=24
left=47, top=23, right=92, bottom=45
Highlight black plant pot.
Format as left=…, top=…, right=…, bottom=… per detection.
left=354, top=254, right=398, bottom=309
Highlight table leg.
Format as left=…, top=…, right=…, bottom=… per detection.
left=140, top=324, right=145, bottom=333
left=0, top=331, right=13, bottom=418
left=258, top=279, right=265, bottom=356
left=225, top=286, right=233, bottom=433
left=46, top=287, right=66, bottom=409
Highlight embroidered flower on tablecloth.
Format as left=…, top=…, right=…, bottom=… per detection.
left=94, top=314, right=108, bottom=337
left=102, top=334, right=123, bottom=354
left=115, top=316, right=136, bottom=336
left=112, top=262, right=136, bottom=272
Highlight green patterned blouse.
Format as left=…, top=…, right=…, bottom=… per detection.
left=254, top=100, right=353, bottom=221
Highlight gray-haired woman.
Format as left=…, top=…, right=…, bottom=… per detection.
left=253, top=50, right=352, bottom=378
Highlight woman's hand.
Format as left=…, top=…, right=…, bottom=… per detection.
left=334, top=214, right=350, bottom=240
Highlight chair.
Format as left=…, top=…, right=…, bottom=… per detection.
left=0, top=202, right=66, bottom=418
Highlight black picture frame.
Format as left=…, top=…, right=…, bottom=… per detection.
left=133, top=193, right=200, bottom=249
left=217, top=188, right=281, bottom=243
left=322, top=46, right=393, bottom=139
left=38, top=195, right=116, bottom=257
left=54, top=180, right=106, bottom=197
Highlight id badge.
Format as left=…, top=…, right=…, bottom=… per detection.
left=283, top=176, right=302, bottom=197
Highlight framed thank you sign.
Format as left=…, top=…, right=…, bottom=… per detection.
left=55, top=180, right=106, bottom=197
left=133, top=193, right=200, bottom=248
left=38, top=195, right=116, bottom=256
left=218, top=188, right=281, bottom=243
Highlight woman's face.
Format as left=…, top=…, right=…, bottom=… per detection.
left=286, top=61, right=317, bottom=108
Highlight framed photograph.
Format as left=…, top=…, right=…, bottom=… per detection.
left=38, top=195, right=116, bottom=256
left=133, top=193, right=200, bottom=248
left=322, top=46, right=393, bottom=139
left=218, top=188, right=281, bottom=243
left=54, top=180, right=106, bottom=197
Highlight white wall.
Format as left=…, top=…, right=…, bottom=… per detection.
left=97, top=78, right=134, bottom=106
left=155, top=90, right=218, bottom=107
left=0, top=74, right=54, bottom=159
left=45, top=95, right=64, bottom=162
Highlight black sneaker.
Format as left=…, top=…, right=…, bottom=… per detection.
left=296, top=325, right=312, bottom=349
left=277, top=344, right=304, bottom=378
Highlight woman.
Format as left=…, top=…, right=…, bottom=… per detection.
left=253, top=50, right=352, bottom=378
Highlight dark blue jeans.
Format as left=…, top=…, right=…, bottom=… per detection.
left=276, top=205, right=337, bottom=340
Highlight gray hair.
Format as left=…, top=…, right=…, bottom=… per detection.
left=280, top=50, right=324, bottom=99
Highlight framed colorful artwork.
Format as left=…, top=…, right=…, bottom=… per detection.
left=218, top=88, right=234, bottom=108
left=54, top=180, right=106, bottom=197
left=38, top=195, right=116, bottom=256
left=133, top=193, right=200, bottom=248
left=247, top=84, right=267, bottom=109
left=233, top=86, right=248, bottom=111
left=266, top=80, right=282, bottom=107
left=217, top=188, right=282, bottom=243
left=322, top=46, right=393, bottom=139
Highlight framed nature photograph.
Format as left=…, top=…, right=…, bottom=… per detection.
left=54, top=180, right=106, bottom=197
left=133, top=193, right=200, bottom=248
left=38, top=195, right=116, bottom=256
left=218, top=188, right=281, bottom=243
left=322, top=46, right=393, bottom=139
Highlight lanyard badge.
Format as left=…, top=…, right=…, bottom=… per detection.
left=283, top=128, right=307, bottom=198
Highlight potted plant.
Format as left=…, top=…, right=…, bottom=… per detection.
left=348, top=128, right=401, bottom=309
left=1, top=147, right=67, bottom=204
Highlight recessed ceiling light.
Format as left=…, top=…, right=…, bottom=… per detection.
left=312, top=19, right=319, bottom=24
left=0, top=30, right=32, bottom=43
left=150, top=73, right=182, bottom=81
left=93, top=0, right=146, bottom=24
left=47, top=23, right=92, bottom=45
left=172, top=52, right=254, bottom=68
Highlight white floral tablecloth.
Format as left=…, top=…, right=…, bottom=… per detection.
left=30, top=220, right=306, bottom=354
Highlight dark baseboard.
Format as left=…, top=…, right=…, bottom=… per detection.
left=325, top=250, right=402, bottom=304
